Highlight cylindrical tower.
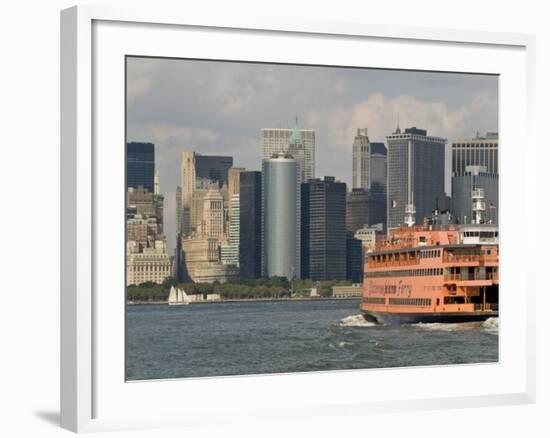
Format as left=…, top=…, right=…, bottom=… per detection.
left=262, top=153, right=298, bottom=280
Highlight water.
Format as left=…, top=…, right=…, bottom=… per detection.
left=126, top=299, right=498, bottom=380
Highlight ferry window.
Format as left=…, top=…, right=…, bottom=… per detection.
left=444, top=296, right=465, bottom=304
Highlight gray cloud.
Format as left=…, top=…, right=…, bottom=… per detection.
left=126, top=57, right=498, bottom=253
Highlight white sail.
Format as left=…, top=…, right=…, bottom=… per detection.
left=168, top=287, right=190, bottom=305
left=181, top=289, right=191, bottom=304
left=168, top=286, right=178, bottom=304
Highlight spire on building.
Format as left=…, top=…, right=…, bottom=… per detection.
left=154, top=168, right=160, bottom=195
left=289, top=115, right=303, bottom=145
left=396, top=114, right=401, bottom=134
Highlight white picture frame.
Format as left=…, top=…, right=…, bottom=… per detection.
left=60, top=5, right=536, bottom=433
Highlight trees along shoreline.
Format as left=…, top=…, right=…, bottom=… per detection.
left=126, top=277, right=353, bottom=302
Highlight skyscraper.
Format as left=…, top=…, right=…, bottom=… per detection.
left=221, top=193, right=240, bottom=266
left=451, top=133, right=498, bottom=225
left=126, top=186, right=164, bottom=234
left=452, top=165, right=498, bottom=224
left=227, top=167, right=245, bottom=228
left=346, top=188, right=369, bottom=233
left=239, top=171, right=262, bottom=279
left=201, top=186, right=225, bottom=238
left=180, top=150, right=234, bottom=237
left=452, top=132, right=498, bottom=176
left=127, top=142, right=155, bottom=193
left=386, top=127, right=446, bottom=228
left=346, top=185, right=386, bottom=233
left=370, top=142, right=387, bottom=189
left=261, top=117, right=315, bottom=182
left=346, top=233, right=363, bottom=283
left=301, top=177, right=347, bottom=281
left=195, top=154, right=234, bottom=185
left=262, top=153, right=299, bottom=280
left=352, top=129, right=370, bottom=189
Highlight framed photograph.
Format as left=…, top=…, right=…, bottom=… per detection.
left=61, top=5, right=536, bottom=433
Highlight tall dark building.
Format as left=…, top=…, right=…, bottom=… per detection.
left=452, top=166, right=498, bottom=225
left=370, top=142, right=387, bottom=188
left=369, top=142, right=387, bottom=227
left=346, top=188, right=369, bottom=233
left=368, top=182, right=387, bottom=228
left=346, top=233, right=363, bottom=283
left=195, top=155, right=234, bottom=186
left=452, top=132, right=498, bottom=176
left=451, top=133, right=498, bottom=225
left=239, top=171, right=262, bottom=278
left=386, top=127, right=446, bottom=228
left=300, top=183, right=311, bottom=279
left=127, top=142, right=155, bottom=193
left=346, top=185, right=387, bottom=233
left=301, top=177, right=347, bottom=281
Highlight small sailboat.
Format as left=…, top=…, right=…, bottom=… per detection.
left=168, top=286, right=191, bottom=305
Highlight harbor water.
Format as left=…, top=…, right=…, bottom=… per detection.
left=126, top=299, right=498, bottom=380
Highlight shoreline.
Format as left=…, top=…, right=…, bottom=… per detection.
left=126, top=297, right=361, bottom=305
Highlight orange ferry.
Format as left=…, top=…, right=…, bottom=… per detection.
left=360, top=223, right=498, bottom=324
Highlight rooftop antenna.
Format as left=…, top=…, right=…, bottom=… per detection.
left=396, top=114, right=401, bottom=134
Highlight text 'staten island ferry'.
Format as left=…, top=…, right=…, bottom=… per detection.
left=360, top=197, right=498, bottom=324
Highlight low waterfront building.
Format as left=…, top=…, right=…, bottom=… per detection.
left=332, top=284, right=362, bottom=299
left=126, top=249, right=172, bottom=286
left=186, top=293, right=222, bottom=303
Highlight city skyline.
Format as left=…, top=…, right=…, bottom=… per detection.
left=127, top=57, right=498, bottom=251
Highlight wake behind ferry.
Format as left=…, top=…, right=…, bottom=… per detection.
left=360, top=195, right=498, bottom=325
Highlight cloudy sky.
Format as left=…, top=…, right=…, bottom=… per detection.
left=126, top=56, right=498, bottom=252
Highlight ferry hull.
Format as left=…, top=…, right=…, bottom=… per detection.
left=361, top=310, right=498, bottom=325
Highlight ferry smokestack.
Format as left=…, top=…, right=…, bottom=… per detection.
left=404, top=203, right=416, bottom=227
left=472, top=188, right=486, bottom=225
